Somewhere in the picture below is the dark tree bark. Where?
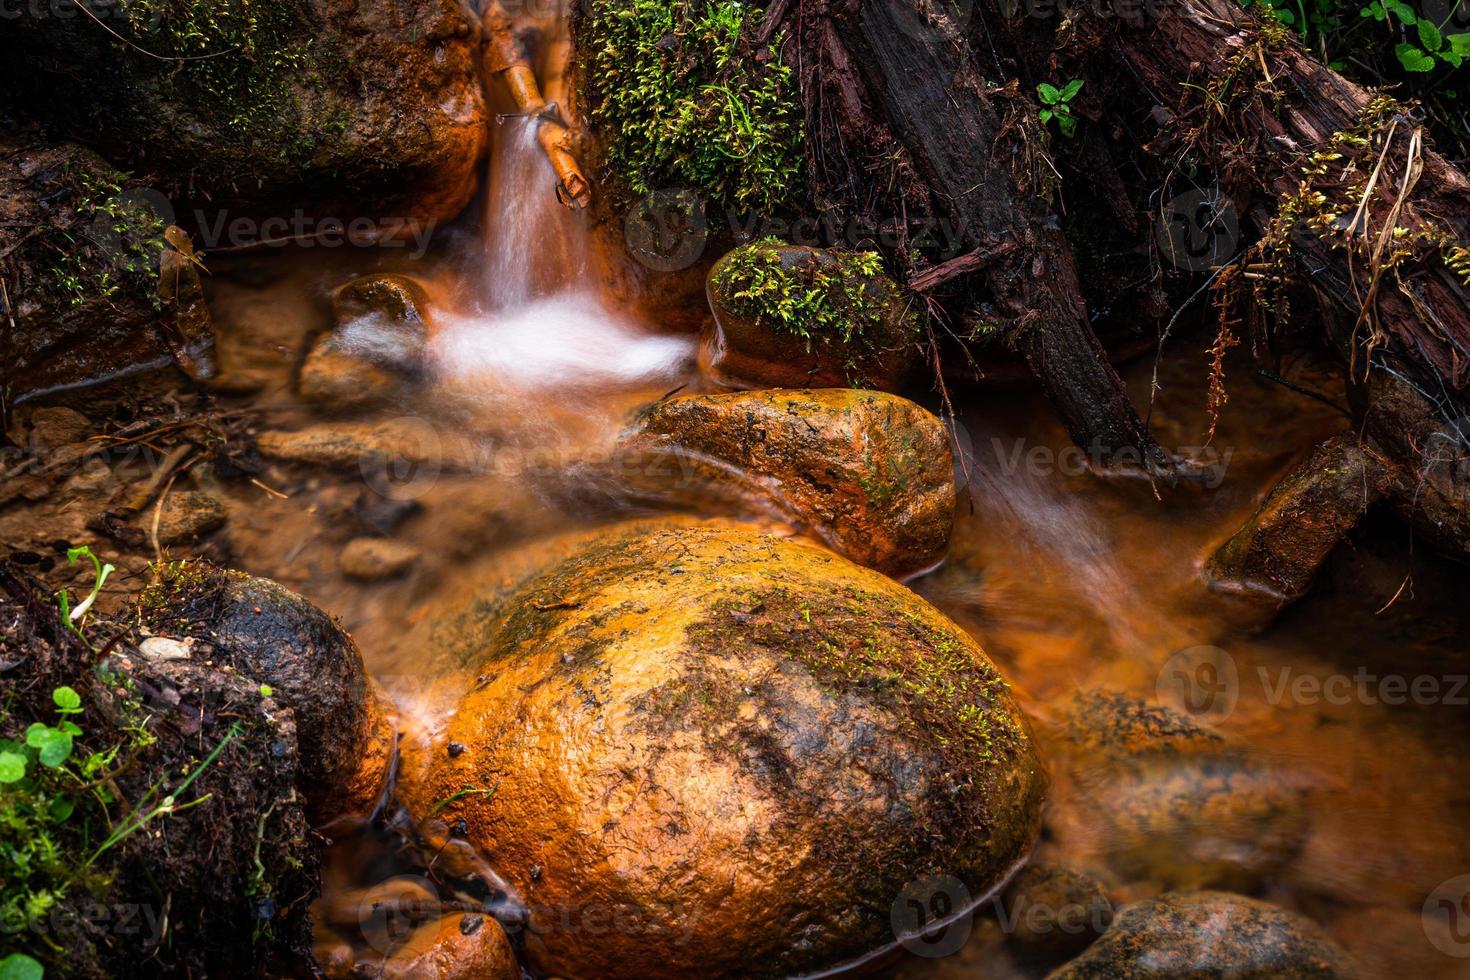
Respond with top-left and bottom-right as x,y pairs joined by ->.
769,0 -> 1174,476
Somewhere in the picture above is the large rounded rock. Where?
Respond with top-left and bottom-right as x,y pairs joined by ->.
1048,891 -> 1356,978
0,0 -> 485,223
400,521 -> 1044,979
138,563 -> 393,821
704,240 -> 919,391
617,389 -> 955,577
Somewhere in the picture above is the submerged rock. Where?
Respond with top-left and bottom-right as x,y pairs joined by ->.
1205,435 -> 1388,609
138,563 -> 393,821
299,275 -> 433,412
155,490 -> 228,545
1047,891 -> 1356,978
1057,691 -> 1307,893
400,520 -> 1044,979
24,406 -> 92,451
1003,863 -> 1114,959
617,388 -> 955,577
704,240 -> 919,391
340,537 -> 421,580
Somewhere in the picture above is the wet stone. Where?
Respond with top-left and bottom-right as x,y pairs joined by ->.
1047,890 -> 1357,979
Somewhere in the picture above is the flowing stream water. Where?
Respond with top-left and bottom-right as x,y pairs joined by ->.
181,8 -> 1470,976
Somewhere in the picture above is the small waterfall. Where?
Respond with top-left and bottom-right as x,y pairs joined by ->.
481,117 -> 588,309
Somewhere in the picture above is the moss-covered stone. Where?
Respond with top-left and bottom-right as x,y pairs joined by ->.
1,138 -> 171,396
705,239 -> 919,390
399,519 -> 1045,980
616,388 -> 954,577
577,0 -> 803,211
0,0 -> 485,223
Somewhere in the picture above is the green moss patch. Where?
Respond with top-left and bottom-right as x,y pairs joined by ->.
580,0 -> 804,210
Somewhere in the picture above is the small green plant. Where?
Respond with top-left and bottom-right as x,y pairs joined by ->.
1037,79 -> 1084,137
56,545 -> 116,642
711,237 -> 917,384
582,0 -> 804,209
0,954 -> 43,980
1361,0 -> 1470,70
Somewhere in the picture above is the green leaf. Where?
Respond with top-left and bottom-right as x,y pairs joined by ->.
1385,0 -> 1416,22
26,725 -> 73,768
48,797 -> 75,822
1037,82 -> 1061,104
1396,42 -> 1437,70
258,684 -> 274,697
0,954 -> 44,980
1418,19 -> 1444,50
0,751 -> 27,783
1060,78 -> 1085,101
1058,114 -> 1078,137
1448,32 -> 1470,54
1039,108 -> 1054,123
1275,6 -> 1297,23
53,686 -> 81,712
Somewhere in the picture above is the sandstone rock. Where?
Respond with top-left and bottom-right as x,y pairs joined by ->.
298,276 -> 432,412
376,913 -> 519,980
1047,891 -> 1357,979
0,0 -> 485,225
27,406 -> 92,450
399,520 -> 1044,979
704,240 -> 919,391
340,537 -> 421,580
257,418 -> 459,470
137,564 -> 393,821
1205,435 -> 1389,609
618,388 -> 954,577
154,490 -> 228,545
1058,691 -> 1307,893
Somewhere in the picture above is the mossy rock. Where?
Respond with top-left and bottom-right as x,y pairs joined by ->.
398,519 -> 1045,979
577,0 -> 803,211
1047,891 -> 1357,979
0,0 -> 485,223
137,562 -> 393,822
617,388 -> 955,577
705,240 -> 919,391
0,594 -> 319,977
1,137 -> 170,397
